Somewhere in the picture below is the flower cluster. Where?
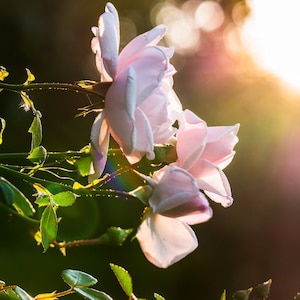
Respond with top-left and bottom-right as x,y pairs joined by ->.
90,2 -> 239,268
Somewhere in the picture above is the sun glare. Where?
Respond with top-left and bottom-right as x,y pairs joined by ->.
241,0 -> 300,91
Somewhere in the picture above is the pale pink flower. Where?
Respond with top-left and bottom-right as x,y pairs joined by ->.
89,3 -> 181,180
136,165 -> 212,268
176,109 -> 240,207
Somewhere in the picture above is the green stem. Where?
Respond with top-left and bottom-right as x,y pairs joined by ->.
0,149 -> 123,161
0,164 -> 137,199
0,150 -> 89,161
54,288 -> 74,298
53,237 -> 102,248
0,81 -> 110,99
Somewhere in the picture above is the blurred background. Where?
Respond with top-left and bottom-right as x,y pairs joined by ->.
1,0 -> 300,299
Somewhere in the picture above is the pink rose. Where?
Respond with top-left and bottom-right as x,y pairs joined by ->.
136,165 -> 212,268
90,3 -> 181,180
176,109 -> 240,207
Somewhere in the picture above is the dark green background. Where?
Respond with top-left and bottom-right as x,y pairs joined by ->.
1,1 -> 300,299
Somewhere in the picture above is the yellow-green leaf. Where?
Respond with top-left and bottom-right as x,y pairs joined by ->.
35,195 -> 51,207
40,205 -> 57,251
28,111 -> 42,150
27,146 -> 47,165
33,183 -> 52,197
75,156 -> 92,177
0,117 -> 6,145
0,66 -> 9,81
154,293 -> 165,300
52,191 -> 76,207
110,264 -> 133,297
24,68 -> 35,86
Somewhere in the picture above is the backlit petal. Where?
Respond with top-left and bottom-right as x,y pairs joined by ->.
177,109 -> 207,170
89,112 -> 110,180
105,67 -> 136,155
189,159 -> 233,207
201,124 -> 240,169
98,2 -> 120,79
125,107 -> 154,164
136,212 -> 198,268
118,25 -> 168,70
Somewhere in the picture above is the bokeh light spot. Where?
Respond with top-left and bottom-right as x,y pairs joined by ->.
195,1 -> 225,32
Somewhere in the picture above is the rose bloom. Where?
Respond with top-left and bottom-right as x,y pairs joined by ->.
136,110 -> 239,267
89,2 -> 181,180
136,165 -> 213,268
176,109 -> 240,207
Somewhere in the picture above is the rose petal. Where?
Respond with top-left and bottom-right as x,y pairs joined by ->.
98,2 -> 120,79
118,25 -> 168,70
189,159 -> 233,207
125,107 -> 154,164
89,112 -> 110,180
150,166 -> 202,215
177,205 -> 213,225
127,46 -> 169,105
136,211 -> 198,268
201,124 -> 240,169
177,109 -> 207,170
105,67 -> 136,155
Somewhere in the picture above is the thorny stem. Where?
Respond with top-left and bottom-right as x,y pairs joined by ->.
0,81 -> 109,96
0,285 -> 18,291
0,149 -> 123,161
54,288 -> 74,298
53,237 -> 102,248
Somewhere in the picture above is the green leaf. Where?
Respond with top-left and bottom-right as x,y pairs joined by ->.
232,288 -> 252,300
5,289 -> 27,300
27,146 -> 47,165
0,177 -> 35,216
99,227 -> 133,246
129,185 -> 152,205
0,178 -> 14,205
253,279 -> 272,299
28,111 -> 42,151
154,293 -> 165,300
75,156 -> 92,177
0,292 -> 12,300
51,191 -> 76,207
34,195 -> 51,207
220,290 -> 226,300
40,204 -> 57,251
110,264 -> 133,297
61,270 -> 97,288
74,288 -> 113,300
0,117 -> 5,145
14,287 -> 34,300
